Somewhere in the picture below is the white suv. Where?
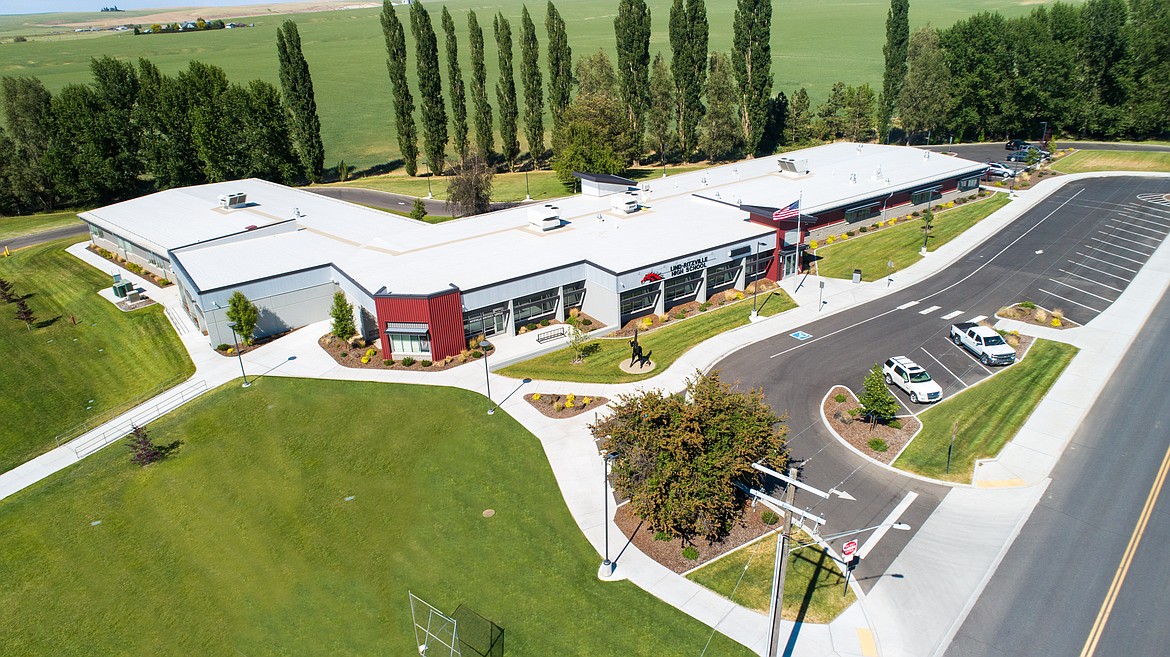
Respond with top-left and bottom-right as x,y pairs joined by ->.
882,356 -> 943,404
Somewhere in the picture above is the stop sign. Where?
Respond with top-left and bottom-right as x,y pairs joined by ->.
842,540 -> 858,557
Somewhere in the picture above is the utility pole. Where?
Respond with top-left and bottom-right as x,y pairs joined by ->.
766,466 -> 799,657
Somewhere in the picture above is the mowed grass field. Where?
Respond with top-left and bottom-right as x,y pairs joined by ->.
1051,150 -> 1170,174
0,210 -> 84,241
0,377 -> 753,657
0,0 -> 1064,172
0,238 -> 194,473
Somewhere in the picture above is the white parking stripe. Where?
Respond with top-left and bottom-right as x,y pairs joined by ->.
919,347 -> 969,389
968,315 -> 987,324
1123,206 -> 1170,220
941,310 -> 964,320
1075,251 -> 1139,272
1091,237 -> 1153,256
1038,287 -> 1103,313
1118,213 -> 1170,230
1097,231 -> 1156,250
857,491 -> 918,559
1104,223 -> 1163,240
1068,260 -> 1131,281
919,305 -> 941,315
1047,278 -> 1116,302
1081,244 -> 1146,266
1058,268 -> 1123,292
897,301 -> 920,310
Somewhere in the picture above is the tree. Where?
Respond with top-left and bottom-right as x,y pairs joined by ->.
553,92 -> 631,187
47,84 -> 111,206
494,13 -> 520,169
843,83 -> 877,142
135,58 -> 202,189
615,0 -> 651,157
879,0 -> 909,142
593,370 -> 787,540
88,56 -> 141,197
757,89 -> 787,154
647,52 -> 675,165
226,291 -> 259,345
276,20 -> 325,182
701,52 -> 741,162
409,197 -> 428,221
566,315 -> 589,362
545,1 -> 573,131
382,1 -> 419,176
183,62 -> 234,182
0,126 -> 16,216
411,1 -> 448,178
241,80 -> 301,184
1075,0 -> 1129,137
898,26 -> 951,144
518,5 -> 544,163
0,277 -> 15,303
468,10 -> 494,159
126,424 -> 165,466
575,49 -> 618,99
14,297 -> 36,331
940,12 -> 1010,141
816,81 -> 847,140
858,363 -> 899,428
445,152 -> 494,217
1126,0 -> 1170,136
731,0 -> 772,155
786,87 -> 811,145
441,7 -> 469,161
669,0 -> 708,159
330,291 -> 356,338
0,76 -> 55,211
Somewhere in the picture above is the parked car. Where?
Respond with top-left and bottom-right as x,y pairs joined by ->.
1006,145 -> 1051,163
985,162 -> 1017,178
950,323 -> 1016,365
883,356 -> 943,403
1005,139 -> 1032,151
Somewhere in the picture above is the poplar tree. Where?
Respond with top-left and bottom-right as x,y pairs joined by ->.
494,13 -> 520,170
898,27 -> 951,144
410,1 -> 448,177
615,0 -> 651,157
669,0 -> 707,159
880,0 -> 910,142
786,87 -> 812,145
701,51 -> 741,162
0,76 -> 55,211
545,1 -> 573,130
275,20 -> 325,182
441,7 -> 469,162
519,5 -> 544,163
468,10 -> 494,158
381,1 -> 418,176
731,0 -> 772,156
647,52 -> 675,166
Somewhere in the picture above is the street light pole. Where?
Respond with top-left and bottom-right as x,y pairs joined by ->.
481,338 -> 494,415
524,166 -> 532,201
765,466 -> 799,657
227,321 -> 250,387
600,452 -> 618,577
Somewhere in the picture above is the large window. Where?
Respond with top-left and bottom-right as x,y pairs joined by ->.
746,252 -> 774,282
385,322 -> 432,355
563,281 -> 586,310
959,176 -> 979,192
707,260 -> 741,289
664,272 -> 702,305
911,187 -> 941,206
464,303 -> 509,338
514,288 -> 559,327
620,285 -> 660,316
844,203 -> 880,223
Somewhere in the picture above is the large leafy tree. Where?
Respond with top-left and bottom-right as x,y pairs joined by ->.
898,26 -> 951,144
646,52 -> 675,166
0,76 -> 55,211
545,1 -> 573,131
381,0 -> 418,175
441,7 -> 469,161
816,81 -> 847,141
552,92 -> 632,188
411,1 -> 448,177
879,0 -> 909,142
468,10 -> 494,159
445,152 -> 494,217
615,0 -> 651,157
575,49 -> 618,99
49,82 -> 128,205
940,12 -> 1010,141
731,0 -> 772,155
226,291 -> 259,345
518,5 -> 544,163
1127,0 -> 1170,137
786,87 -> 812,145
701,51 -> 741,161
135,59 -> 202,189
89,56 -> 141,197
241,80 -> 301,184
594,370 -> 787,540
182,61 -> 234,182
843,83 -> 877,142
494,13 -> 520,169
669,0 -> 707,160
1074,0 -> 1129,137
275,20 -> 325,182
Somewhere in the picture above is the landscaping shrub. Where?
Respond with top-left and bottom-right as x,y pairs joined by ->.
216,344 -> 230,351
834,393 -> 847,403
868,438 -> 889,452
845,230 -> 855,237
339,352 -> 347,358
582,318 -> 593,326
682,546 -> 699,561
532,393 -> 542,400
809,239 -> 818,249
761,510 -> 780,525
699,302 -> 711,311
526,323 -> 538,331
383,359 -> 394,366
401,356 -> 416,367
539,319 -> 551,327
421,360 -> 433,367
654,531 -> 672,542
361,356 -> 370,364
674,311 -> 687,320
859,226 -> 868,233
888,419 -> 903,429
553,401 -> 564,411
1019,301 -> 1036,309
365,348 -> 377,357
471,350 -> 483,358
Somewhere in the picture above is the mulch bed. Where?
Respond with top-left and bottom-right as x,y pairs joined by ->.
87,244 -> 173,287
996,303 -> 1080,329
823,386 -> 921,465
115,298 -> 156,311
317,334 -> 491,371
614,502 -> 780,573
523,392 -> 609,418
610,280 -> 779,338
213,328 -> 298,357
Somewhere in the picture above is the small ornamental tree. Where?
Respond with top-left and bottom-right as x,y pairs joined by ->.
0,277 -> 15,303
226,290 -> 259,345
14,297 -> 35,330
921,206 -> 935,248
126,424 -> 164,466
858,363 -> 899,429
330,291 -> 356,339
566,315 -> 588,362
594,370 -> 788,540
409,197 -> 428,222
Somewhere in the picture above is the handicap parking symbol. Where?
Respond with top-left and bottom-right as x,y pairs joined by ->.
790,330 -> 813,341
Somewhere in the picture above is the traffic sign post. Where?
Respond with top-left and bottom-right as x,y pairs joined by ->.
842,540 -> 859,596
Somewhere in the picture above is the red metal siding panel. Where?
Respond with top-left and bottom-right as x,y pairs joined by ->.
375,296 -> 430,358
426,290 -> 465,360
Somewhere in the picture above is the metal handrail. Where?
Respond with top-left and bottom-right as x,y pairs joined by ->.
67,379 -> 210,457
51,373 -> 188,447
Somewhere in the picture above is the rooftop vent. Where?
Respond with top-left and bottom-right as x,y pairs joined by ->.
610,192 -> 640,214
218,192 -> 247,209
528,204 -> 562,231
777,157 -> 809,174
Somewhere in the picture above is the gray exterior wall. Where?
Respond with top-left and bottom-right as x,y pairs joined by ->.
204,281 -> 337,347
87,226 -> 171,281
806,187 -> 981,243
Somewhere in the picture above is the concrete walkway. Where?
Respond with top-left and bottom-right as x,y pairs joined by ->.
3,174 -> 1169,656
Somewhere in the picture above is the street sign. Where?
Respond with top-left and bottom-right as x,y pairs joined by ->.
842,540 -> 858,558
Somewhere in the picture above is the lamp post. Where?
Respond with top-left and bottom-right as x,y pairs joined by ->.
524,167 -> 532,201
425,159 -> 434,199
1039,121 -> 1048,147
751,240 -> 769,320
480,337 -> 494,415
226,321 -> 250,387
921,190 -> 937,253
600,451 -> 619,577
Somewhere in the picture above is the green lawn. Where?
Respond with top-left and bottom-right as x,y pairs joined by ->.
0,210 -> 84,241
0,1 -> 1057,172
815,194 -> 1011,282
688,532 -> 855,623
500,290 -> 796,384
0,378 -> 752,657
894,339 -> 1078,482
1050,150 -> 1170,174
0,238 -> 194,473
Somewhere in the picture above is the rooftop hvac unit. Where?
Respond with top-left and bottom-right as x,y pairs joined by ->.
777,157 -> 809,174
218,192 -> 248,209
610,192 -> 640,213
528,204 -> 562,231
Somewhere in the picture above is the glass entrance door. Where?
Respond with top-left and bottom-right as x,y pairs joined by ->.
782,251 -> 798,277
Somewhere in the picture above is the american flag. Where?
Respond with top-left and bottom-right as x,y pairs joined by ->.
772,199 -> 800,221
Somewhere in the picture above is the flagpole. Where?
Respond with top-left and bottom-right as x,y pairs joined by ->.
794,190 -> 803,286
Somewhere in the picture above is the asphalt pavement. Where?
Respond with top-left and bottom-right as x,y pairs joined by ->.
925,140 -> 1170,170
944,266 -> 1170,657
713,177 -> 1170,590
1,222 -> 87,252
306,185 -> 451,216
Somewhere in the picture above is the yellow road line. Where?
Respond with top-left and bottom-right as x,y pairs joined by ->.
1078,439 -> 1170,657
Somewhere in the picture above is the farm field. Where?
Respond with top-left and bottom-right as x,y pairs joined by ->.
0,0 -> 1066,173
1051,150 -> 1170,175
0,377 -> 753,657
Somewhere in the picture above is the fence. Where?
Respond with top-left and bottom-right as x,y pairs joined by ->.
52,373 -> 189,448
67,379 -> 210,458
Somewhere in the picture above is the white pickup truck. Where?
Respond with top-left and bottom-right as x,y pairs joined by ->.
950,323 -> 1016,366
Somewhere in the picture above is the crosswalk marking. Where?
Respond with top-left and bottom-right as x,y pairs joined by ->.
918,305 -> 941,315
941,310 -> 964,320
896,301 -> 919,310
968,315 -> 987,324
